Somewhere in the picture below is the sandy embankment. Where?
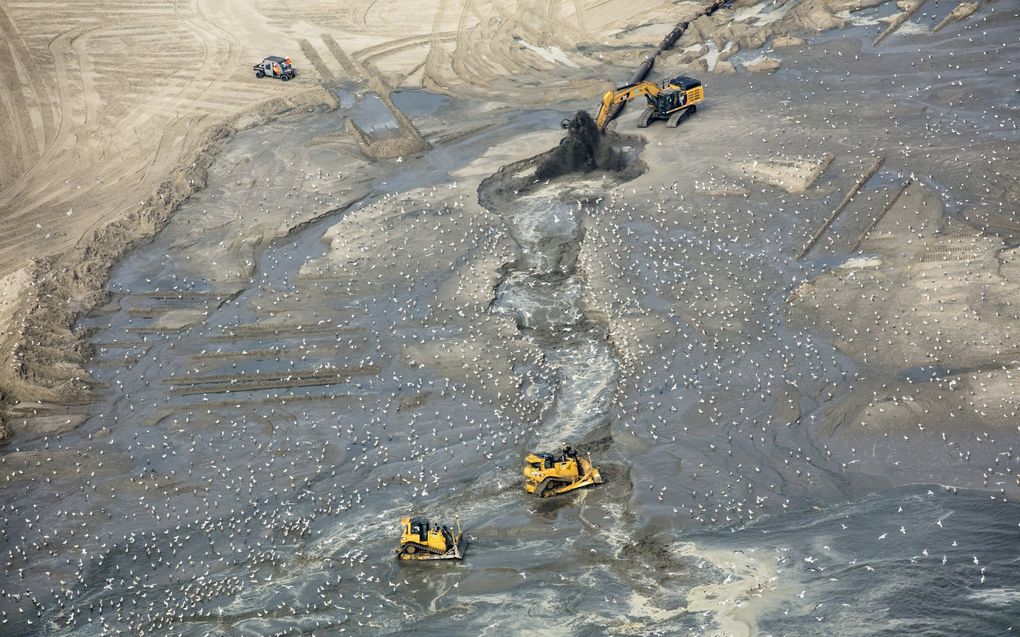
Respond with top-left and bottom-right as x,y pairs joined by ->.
0,0 -> 363,435
789,179 -> 1020,490
0,88 -> 337,404
0,0 -> 915,441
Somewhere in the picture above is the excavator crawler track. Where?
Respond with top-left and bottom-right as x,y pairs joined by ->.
667,105 -> 695,128
637,106 -> 656,128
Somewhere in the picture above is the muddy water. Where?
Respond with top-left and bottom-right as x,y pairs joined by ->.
488,191 -> 618,448
4,16 -> 1020,631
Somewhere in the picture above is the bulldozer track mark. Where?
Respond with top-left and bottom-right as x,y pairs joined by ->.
254,0 -> 365,30
33,24 -> 92,187
321,34 -> 361,79
114,19 -> 224,124
162,391 -> 371,412
422,0 -> 453,87
168,372 -> 382,397
569,0 -> 588,32
187,345 -> 357,361
165,365 -> 381,387
849,179 -> 912,253
0,20 -> 42,178
298,38 -> 336,81
207,323 -> 366,339
0,2 -> 57,133
357,33 -> 459,68
128,290 -> 236,301
797,156 -> 885,260
353,31 -> 457,62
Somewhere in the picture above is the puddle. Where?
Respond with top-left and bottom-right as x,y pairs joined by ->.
342,91 -> 399,133
901,364 -> 960,382
391,90 -> 452,117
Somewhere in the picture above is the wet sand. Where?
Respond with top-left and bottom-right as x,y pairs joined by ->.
2,0 -> 1020,635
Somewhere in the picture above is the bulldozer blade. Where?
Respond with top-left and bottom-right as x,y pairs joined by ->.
551,477 -> 598,495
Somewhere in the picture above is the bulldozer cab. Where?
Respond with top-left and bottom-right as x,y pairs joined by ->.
532,451 -> 574,470
407,517 -> 428,542
530,450 -> 580,474
532,453 -> 556,470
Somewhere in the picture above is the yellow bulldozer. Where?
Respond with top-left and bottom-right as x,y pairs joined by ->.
523,446 -> 604,497
395,515 -> 465,561
595,75 -> 704,131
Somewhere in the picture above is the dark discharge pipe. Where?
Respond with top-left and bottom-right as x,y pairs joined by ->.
601,0 -> 726,127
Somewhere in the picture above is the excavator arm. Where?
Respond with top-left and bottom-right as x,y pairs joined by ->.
594,81 -> 662,131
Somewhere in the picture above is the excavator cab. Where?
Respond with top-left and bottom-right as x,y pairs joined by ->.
594,74 -> 704,130
523,446 -> 604,497
396,515 -> 465,560
640,75 -> 702,128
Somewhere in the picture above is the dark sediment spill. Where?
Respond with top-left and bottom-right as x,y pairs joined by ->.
535,111 -> 628,180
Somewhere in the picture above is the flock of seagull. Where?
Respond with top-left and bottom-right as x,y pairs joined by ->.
2,37 -> 1019,633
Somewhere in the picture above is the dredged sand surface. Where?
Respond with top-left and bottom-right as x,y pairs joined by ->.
1,0 -> 1019,635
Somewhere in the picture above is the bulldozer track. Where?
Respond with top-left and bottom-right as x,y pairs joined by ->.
536,477 -> 571,497
398,540 -> 453,557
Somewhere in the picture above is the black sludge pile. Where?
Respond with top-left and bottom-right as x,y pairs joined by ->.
535,111 -> 626,180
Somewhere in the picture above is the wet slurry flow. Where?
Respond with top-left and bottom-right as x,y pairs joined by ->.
489,192 -> 618,449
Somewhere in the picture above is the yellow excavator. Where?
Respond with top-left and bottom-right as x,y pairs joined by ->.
523,445 -> 604,497
595,75 -> 704,131
395,515 -> 465,560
